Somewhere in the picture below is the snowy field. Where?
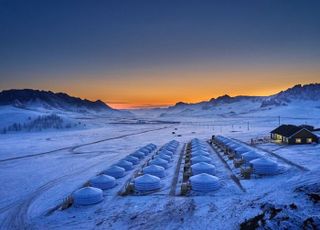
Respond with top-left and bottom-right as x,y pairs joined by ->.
0,114 -> 319,229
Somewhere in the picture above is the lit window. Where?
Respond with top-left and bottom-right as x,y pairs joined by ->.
295,138 -> 302,143
306,138 -> 313,143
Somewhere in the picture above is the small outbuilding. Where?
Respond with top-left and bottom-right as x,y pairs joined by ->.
270,124 -> 318,144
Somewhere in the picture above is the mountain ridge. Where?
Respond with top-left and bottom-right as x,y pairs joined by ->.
0,89 -> 116,113
160,83 -> 320,117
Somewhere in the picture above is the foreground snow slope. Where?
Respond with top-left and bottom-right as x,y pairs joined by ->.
0,112 -> 319,229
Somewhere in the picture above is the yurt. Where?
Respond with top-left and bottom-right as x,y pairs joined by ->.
157,153 -> 171,162
73,187 -> 103,206
191,146 -> 208,153
131,151 -> 145,159
149,158 -> 169,169
145,144 -> 155,151
159,151 -> 173,158
153,155 -> 170,163
191,155 -> 212,164
191,162 -> 216,175
102,166 -> 125,178
233,146 -> 250,157
134,174 -> 161,191
89,175 -> 115,190
124,155 -> 140,165
149,144 -> 157,150
139,148 -> 151,156
221,138 -> 232,144
166,145 -> 177,152
116,160 -> 133,171
159,149 -> 173,157
250,158 -> 278,175
242,151 -> 262,162
190,173 -> 220,192
191,150 -> 210,157
226,142 -> 240,150
143,165 -> 166,178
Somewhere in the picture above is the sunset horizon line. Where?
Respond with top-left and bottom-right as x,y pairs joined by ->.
2,82 -> 319,110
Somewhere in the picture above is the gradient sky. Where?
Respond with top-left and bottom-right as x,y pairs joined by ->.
1,0 -> 320,109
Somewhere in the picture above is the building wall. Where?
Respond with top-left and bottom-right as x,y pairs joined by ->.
271,129 -> 319,144
289,129 -> 318,144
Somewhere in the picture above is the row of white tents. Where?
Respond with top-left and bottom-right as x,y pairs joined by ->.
73,144 -> 157,206
188,139 -> 220,192
134,140 -> 179,192
213,135 -> 279,175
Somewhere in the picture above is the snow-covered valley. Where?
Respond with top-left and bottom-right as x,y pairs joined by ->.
0,110 -> 319,229
1,84 -> 320,229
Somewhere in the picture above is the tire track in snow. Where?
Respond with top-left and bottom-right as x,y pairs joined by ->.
0,154 -> 118,230
0,125 -> 171,229
0,126 -> 170,163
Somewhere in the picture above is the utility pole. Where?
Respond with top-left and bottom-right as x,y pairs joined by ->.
278,116 -> 281,126
247,121 -> 250,131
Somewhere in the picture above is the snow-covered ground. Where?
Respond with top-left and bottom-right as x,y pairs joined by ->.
0,109 -> 319,229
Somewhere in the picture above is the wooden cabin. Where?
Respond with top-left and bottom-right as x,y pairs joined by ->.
270,124 -> 318,144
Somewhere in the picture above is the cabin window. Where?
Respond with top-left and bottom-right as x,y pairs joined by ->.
295,138 -> 302,143
306,138 -> 313,143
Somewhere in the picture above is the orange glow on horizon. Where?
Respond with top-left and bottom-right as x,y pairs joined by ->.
4,64 -> 319,110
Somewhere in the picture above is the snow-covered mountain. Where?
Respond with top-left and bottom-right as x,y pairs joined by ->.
0,89 -> 118,113
159,83 -> 320,118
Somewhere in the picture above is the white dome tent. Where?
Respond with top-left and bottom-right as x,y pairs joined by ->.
131,151 -> 145,159
140,148 -> 151,156
191,145 -> 207,151
134,174 -> 161,192
149,158 -> 169,169
160,149 -> 174,157
143,165 -> 166,178
190,173 -> 220,192
233,146 -> 250,158
242,151 -> 262,162
159,151 -> 173,158
144,145 -> 154,152
124,155 -> 140,165
73,187 -> 103,206
226,143 -> 240,150
157,154 -> 171,162
250,158 -> 279,175
191,155 -> 212,165
116,160 -> 133,171
102,166 -> 125,178
191,162 -> 216,175
89,175 -> 115,190
191,150 -> 210,157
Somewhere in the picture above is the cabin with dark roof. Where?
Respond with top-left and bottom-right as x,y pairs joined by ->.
270,124 -> 318,144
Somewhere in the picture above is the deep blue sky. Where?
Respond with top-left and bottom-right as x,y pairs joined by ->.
1,0 -> 320,108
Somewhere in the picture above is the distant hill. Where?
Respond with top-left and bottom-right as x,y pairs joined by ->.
0,89 -> 121,114
159,83 -> 320,117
